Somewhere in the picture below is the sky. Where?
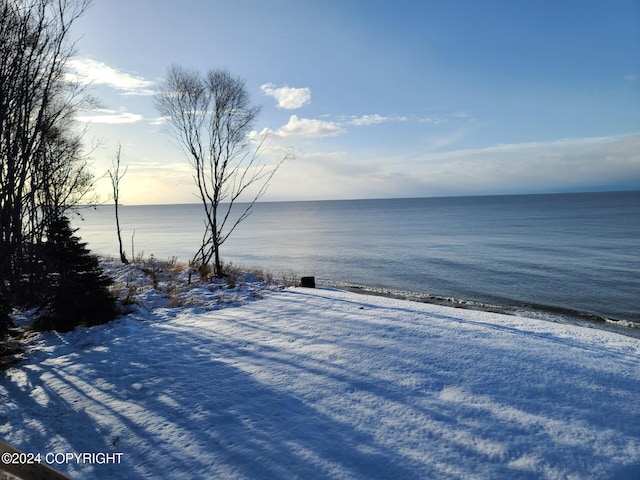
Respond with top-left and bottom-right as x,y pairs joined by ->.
67,0 -> 640,204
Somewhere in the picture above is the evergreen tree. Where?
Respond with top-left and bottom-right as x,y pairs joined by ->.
32,216 -> 116,332
0,294 -> 11,336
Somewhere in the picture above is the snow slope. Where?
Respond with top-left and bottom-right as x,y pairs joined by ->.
1,266 -> 639,479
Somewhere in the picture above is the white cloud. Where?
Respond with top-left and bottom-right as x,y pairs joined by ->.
264,133 -> 640,200
412,133 -> 640,195
271,115 -> 346,138
418,112 -> 475,124
76,108 -> 144,124
251,110 -> 473,149
260,83 -> 311,109
346,112 -> 473,127
348,114 -> 407,126
255,112 -> 410,141
150,116 -> 170,125
66,58 -> 155,95
624,74 -> 638,83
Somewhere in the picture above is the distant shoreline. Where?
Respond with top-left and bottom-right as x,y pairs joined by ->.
98,255 -> 640,339
81,188 -> 640,208
327,281 -> 640,339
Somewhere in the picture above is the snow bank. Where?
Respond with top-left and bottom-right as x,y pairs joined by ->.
1,266 -> 639,479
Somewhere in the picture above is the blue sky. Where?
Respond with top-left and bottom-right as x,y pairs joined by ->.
69,0 -> 640,204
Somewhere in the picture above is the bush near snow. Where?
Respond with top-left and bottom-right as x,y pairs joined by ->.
29,216 -> 117,332
0,294 -> 11,335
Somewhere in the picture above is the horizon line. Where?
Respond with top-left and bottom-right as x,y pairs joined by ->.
81,188 -> 640,208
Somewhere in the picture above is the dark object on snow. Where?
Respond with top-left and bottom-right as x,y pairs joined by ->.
300,276 -> 316,288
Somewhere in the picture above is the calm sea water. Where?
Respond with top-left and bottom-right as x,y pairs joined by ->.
72,191 -> 640,328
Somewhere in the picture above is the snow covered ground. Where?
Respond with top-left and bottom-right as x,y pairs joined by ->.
1,261 -> 640,479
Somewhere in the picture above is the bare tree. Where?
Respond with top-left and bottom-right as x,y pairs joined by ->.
108,143 -> 128,264
0,0 -> 117,333
0,0 -> 93,285
30,122 -> 97,245
154,65 -> 291,277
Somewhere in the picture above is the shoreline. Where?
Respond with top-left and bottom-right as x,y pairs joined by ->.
324,281 -> 640,339
96,256 -> 640,339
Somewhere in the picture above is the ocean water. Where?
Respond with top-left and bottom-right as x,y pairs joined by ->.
72,191 -> 640,329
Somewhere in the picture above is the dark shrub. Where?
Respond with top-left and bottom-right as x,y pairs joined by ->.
0,293 -> 12,335
32,216 -> 116,332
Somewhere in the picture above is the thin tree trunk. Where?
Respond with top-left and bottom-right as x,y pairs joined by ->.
214,242 -> 222,278
109,144 -> 128,264
115,202 -> 127,264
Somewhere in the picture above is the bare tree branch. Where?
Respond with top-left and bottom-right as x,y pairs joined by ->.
154,66 -> 291,277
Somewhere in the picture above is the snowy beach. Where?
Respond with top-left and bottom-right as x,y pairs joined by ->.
1,261 -> 640,479
2,1 -> 638,478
